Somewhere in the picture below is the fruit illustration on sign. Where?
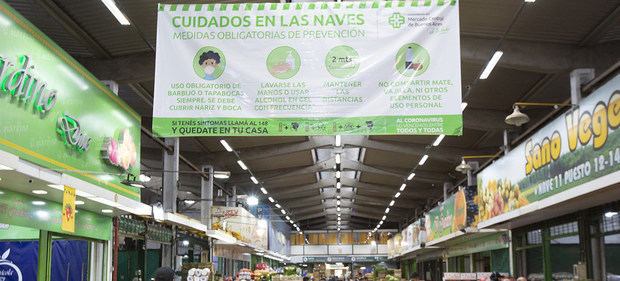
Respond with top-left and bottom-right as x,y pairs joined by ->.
0,249 -> 23,281
102,128 -> 137,170
64,203 -> 73,222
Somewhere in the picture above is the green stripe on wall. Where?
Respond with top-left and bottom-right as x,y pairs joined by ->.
169,4 -> 177,11
258,3 -> 265,10
181,4 -> 189,11
195,4 -> 202,11
207,4 -> 215,11
232,4 -> 240,11
245,3 -> 253,11
220,4 -> 227,11
270,3 -> 278,10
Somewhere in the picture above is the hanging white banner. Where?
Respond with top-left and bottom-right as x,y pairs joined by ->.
153,1 -> 462,136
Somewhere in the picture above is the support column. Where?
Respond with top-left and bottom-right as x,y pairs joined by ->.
503,130 -> 511,155
162,137 -> 179,267
37,230 -> 52,281
231,185 -> 237,207
163,137 -> 179,213
201,165 -> 214,226
570,68 -> 595,105
466,162 -> 479,187
443,182 -> 452,201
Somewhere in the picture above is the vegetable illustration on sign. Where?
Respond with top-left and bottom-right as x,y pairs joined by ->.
102,128 -> 137,170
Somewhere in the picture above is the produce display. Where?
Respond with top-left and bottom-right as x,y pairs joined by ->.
182,263 -> 214,281
239,269 -> 252,281
283,265 -> 297,276
475,179 -> 529,224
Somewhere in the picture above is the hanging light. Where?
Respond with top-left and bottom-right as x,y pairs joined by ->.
335,154 -> 341,164
455,159 -> 473,174
220,139 -> 233,152
335,135 -> 341,147
505,105 -> 530,126
246,196 -> 259,206
399,184 -> 406,191
407,173 -> 415,180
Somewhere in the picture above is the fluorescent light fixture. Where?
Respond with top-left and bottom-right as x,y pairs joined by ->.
250,176 -> 259,184
432,134 -> 445,146
139,174 -> 151,182
101,0 -> 130,25
335,171 -> 341,179
75,190 -> 95,198
101,209 -> 114,213
285,216 -> 290,220
337,207 -> 341,212
32,190 -> 48,195
246,196 -> 259,206
525,0 -> 535,2
280,209 -> 286,214
337,217 -> 341,221
337,200 -> 341,206
382,215 -> 386,220
214,172 -> 230,179
337,221 -> 341,225
335,154 -> 341,164
605,211 -> 618,218
152,202 -> 164,222
407,173 -> 415,180
130,183 -> 145,188
260,187 -> 268,194
379,221 -> 383,225
47,184 -> 64,190
461,102 -> 468,111
0,164 -> 13,170
419,155 -> 429,165
275,204 -> 281,208
184,200 -> 196,204
336,195 -> 341,199
335,135 -> 341,146
268,197 -> 275,203
237,160 -> 248,170
75,200 -> 85,205
389,200 -> 395,206
220,140 -> 233,152
370,240 -> 376,246
337,213 -> 341,217
385,207 -> 390,213
183,240 -> 190,246
32,201 -> 46,206
399,184 -> 406,191
336,182 -> 341,189
480,51 -> 503,79
395,192 -> 401,198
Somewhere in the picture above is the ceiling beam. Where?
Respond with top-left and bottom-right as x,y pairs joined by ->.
461,37 -> 620,73
579,5 -> 620,46
35,0 -> 112,59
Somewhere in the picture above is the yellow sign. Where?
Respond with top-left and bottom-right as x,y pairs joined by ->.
62,186 -> 76,233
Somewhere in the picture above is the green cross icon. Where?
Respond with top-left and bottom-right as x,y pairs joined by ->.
388,12 -> 405,29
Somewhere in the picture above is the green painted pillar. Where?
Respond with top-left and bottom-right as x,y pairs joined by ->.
542,228 -> 552,281
37,230 -> 52,281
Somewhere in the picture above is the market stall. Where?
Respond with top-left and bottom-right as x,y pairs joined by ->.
0,1 -> 146,280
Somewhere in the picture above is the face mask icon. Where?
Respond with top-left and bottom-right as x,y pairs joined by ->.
204,65 -> 216,75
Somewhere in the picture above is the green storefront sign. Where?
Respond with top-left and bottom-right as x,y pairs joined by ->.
445,232 -> 509,258
0,0 -> 141,200
477,74 -> 620,224
425,190 -> 467,242
0,188 -> 112,240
